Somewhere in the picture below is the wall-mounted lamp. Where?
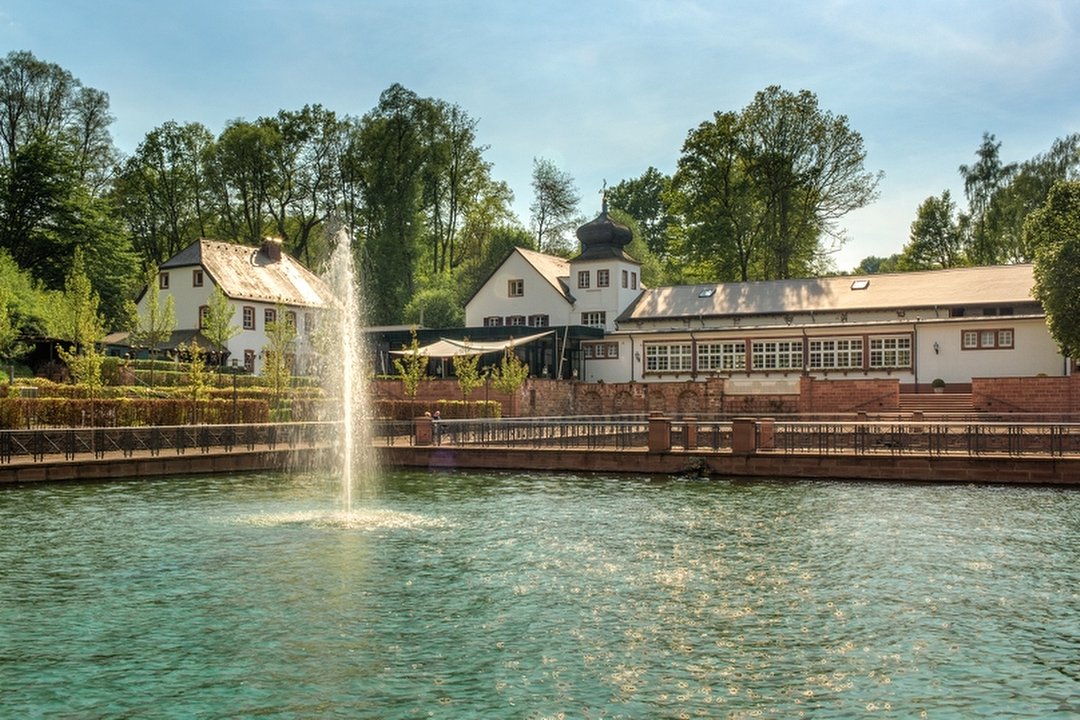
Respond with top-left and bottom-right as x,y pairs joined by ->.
933,341 -> 940,355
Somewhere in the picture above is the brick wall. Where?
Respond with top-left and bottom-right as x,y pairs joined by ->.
973,375 -> 1080,415
798,376 -> 900,414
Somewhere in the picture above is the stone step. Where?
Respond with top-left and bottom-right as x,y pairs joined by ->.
898,392 -> 974,413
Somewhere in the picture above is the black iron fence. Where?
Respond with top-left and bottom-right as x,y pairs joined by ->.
0,422 -> 332,464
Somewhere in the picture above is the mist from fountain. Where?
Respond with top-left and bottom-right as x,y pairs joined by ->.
322,228 -> 378,511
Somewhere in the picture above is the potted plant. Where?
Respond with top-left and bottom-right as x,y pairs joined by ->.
931,378 -> 945,393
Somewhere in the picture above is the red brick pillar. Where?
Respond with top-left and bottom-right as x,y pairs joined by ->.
648,415 -> 671,452
732,417 -> 757,454
414,416 -> 433,446
757,418 -> 775,450
684,416 -> 698,449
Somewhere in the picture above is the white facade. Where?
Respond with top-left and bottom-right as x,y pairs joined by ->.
135,239 -> 329,375
465,248 -> 571,329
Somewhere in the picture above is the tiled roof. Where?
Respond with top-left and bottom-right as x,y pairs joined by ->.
620,264 -> 1038,321
516,247 -> 572,300
162,239 -> 331,307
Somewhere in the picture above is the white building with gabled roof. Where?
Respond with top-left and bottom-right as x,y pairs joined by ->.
132,237 -> 332,374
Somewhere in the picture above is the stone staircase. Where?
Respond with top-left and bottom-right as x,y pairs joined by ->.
898,392 -> 975,416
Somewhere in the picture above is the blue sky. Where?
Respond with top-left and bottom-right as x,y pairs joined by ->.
3,0 -> 1079,270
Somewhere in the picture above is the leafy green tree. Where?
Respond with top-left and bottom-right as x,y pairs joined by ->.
530,157 -> 580,255
113,120 -> 216,266
53,250 -> 107,410
452,346 -> 484,402
903,190 -> 964,269
182,341 -> 212,423
490,348 -> 529,396
958,133 -> 1017,264
201,285 -> 240,367
852,254 -> 902,275
1027,181 -> 1080,358
208,118 -> 280,244
262,305 -> 297,416
608,167 -> 674,259
670,87 -> 881,281
455,224 -> 533,304
126,263 -> 176,388
404,283 -> 465,328
393,327 -> 427,400
0,285 -> 22,365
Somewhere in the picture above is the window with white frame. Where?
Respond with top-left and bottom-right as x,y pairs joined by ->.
286,311 -> 297,329
528,314 -> 549,327
506,315 -> 526,326
583,341 -> 619,359
159,272 -> 170,289
869,335 -> 912,368
198,305 -> 209,329
631,272 -> 638,290
597,269 -> 610,287
621,269 -> 629,288
192,269 -> 204,287
507,279 -> 524,297
808,337 -> 864,369
697,341 -> 747,371
751,339 -> 803,370
581,311 -> 606,329
243,306 -> 255,330
264,308 -> 277,326
645,343 -> 693,373
484,316 -> 503,327
578,270 -> 590,289
963,328 -> 1014,350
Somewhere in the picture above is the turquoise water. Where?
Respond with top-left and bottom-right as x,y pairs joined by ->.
1,471 -> 1078,719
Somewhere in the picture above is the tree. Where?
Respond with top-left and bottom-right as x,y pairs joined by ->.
200,285 -> 240,367
182,341 -> 211,424
404,283 -> 465,328
452,347 -> 484,402
490,348 -> 529,396
958,132 -> 1017,265
262,305 -> 296,418
113,121 -> 216,266
53,250 -> 107,419
608,167 -> 674,259
1027,181 -> 1080,358
530,157 -> 580,255
393,327 -> 427,400
852,254 -> 902,274
126,263 -> 175,389
670,86 -> 881,281
903,190 -> 964,269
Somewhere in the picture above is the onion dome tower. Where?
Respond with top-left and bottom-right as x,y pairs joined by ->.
573,194 -> 636,261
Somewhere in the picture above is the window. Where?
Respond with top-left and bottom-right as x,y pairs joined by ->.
508,279 -> 524,297
583,341 -> 619,359
962,328 -> 1014,350
192,269 -> 204,287
304,312 -> 315,334
621,269 -> 629,288
243,306 -> 255,330
751,340 -> 803,370
198,305 -> 209,329
484,316 -> 503,327
528,314 -> 549,327
581,311 -> 606,329
286,311 -> 297,328
869,336 -> 912,368
697,341 -> 747,371
578,270 -> 590,289
808,338 -> 864,369
506,315 -> 526,326
264,308 -> 277,326
243,349 -> 255,373
850,279 -> 870,290
631,272 -> 638,290
645,343 -> 693,373
597,269 -> 610,288
159,272 -> 170,289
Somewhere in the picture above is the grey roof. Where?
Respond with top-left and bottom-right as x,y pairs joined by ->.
162,239 -> 331,307
516,247 -> 574,301
620,264 -> 1038,321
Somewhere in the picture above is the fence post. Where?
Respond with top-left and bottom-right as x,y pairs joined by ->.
684,416 -> 698,450
414,415 -> 434,446
757,418 -> 775,450
732,417 -> 757,454
647,414 -> 671,452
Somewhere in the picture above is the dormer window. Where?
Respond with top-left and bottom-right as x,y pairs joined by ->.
508,279 -> 524,297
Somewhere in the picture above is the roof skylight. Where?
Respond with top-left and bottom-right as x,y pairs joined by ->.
698,288 -> 716,298
850,279 -> 870,290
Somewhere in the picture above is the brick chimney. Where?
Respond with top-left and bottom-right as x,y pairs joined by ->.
261,237 -> 283,262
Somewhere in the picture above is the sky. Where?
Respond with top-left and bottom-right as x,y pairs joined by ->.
3,0 -> 1080,271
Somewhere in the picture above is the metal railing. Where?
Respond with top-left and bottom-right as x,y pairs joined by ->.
0,422 -> 332,464
429,416 -> 650,450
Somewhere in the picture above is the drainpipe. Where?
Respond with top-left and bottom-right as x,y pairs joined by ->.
628,333 -> 636,381
913,320 -> 919,392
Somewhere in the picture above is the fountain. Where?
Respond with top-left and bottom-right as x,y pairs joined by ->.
321,227 -> 378,511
